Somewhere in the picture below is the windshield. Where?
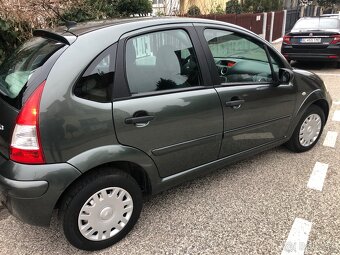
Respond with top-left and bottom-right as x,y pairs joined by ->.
294,18 -> 339,30
0,37 -> 63,99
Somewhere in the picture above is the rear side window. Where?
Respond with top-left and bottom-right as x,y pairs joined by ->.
0,38 -> 63,99
74,44 -> 116,103
125,29 -> 201,95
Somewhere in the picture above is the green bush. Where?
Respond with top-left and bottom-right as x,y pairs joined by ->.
243,0 -> 283,13
62,0 -> 119,22
210,4 -> 225,15
226,0 -> 242,14
0,0 -> 153,63
117,0 -> 152,16
0,19 -> 31,64
187,5 -> 201,16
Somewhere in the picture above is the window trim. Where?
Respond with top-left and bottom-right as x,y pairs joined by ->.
194,24 -> 290,87
113,85 -> 208,102
203,28 -> 277,87
113,25 -> 212,101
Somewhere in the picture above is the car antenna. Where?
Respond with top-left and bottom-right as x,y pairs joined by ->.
42,1 -> 77,31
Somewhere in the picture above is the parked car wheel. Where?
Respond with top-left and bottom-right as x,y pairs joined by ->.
286,105 -> 325,152
59,168 -> 143,251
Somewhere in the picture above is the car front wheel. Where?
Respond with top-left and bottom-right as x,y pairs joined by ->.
286,105 -> 325,152
59,168 -> 142,251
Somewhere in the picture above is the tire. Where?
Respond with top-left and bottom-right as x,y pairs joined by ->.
59,168 -> 143,251
286,105 -> 325,153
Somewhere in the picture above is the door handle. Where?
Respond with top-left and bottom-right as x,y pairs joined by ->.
125,115 -> 155,126
225,99 -> 245,109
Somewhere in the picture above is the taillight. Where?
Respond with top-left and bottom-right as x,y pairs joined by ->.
330,34 -> 340,44
10,81 -> 46,164
283,35 -> 292,45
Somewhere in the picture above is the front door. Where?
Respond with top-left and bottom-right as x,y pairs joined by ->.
198,27 -> 297,157
113,27 -> 223,177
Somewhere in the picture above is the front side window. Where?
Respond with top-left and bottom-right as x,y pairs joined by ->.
125,29 -> 201,94
204,29 -> 274,84
74,45 -> 116,102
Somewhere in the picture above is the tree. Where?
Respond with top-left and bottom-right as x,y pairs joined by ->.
187,5 -> 201,16
210,4 -> 225,14
117,0 -> 152,16
317,0 -> 339,7
226,0 -> 243,14
243,0 -> 283,12
62,0 -> 119,22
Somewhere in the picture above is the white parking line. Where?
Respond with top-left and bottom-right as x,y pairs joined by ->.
314,73 -> 340,77
333,110 -> 340,122
323,131 -> 338,148
281,218 -> 312,255
307,162 -> 329,191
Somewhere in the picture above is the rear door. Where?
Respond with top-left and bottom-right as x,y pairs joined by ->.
195,25 -> 297,157
0,37 -> 66,158
113,25 -> 223,178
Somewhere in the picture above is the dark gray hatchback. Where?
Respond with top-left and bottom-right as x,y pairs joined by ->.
0,17 -> 332,250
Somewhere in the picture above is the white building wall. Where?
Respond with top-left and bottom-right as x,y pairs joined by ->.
152,0 -> 180,15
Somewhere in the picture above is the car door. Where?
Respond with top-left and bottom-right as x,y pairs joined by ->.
195,25 -> 297,157
112,25 -> 223,178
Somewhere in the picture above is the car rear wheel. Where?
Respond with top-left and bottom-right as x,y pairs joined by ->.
59,168 -> 142,251
286,105 -> 325,152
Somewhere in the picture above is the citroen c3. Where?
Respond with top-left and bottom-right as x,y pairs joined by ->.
0,17 -> 332,250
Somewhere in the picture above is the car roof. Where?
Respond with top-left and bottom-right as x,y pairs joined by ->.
321,13 -> 340,17
56,17 -> 248,36
36,17 -> 262,46
298,16 -> 338,20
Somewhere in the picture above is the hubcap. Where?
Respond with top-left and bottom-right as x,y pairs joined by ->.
78,187 -> 133,241
299,113 -> 322,147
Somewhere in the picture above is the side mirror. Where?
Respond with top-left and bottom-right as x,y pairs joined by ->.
278,68 -> 294,85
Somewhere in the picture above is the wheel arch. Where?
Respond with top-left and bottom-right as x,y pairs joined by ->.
55,145 -> 160,208
288,91 -> 330,139
312,99 -> 329,121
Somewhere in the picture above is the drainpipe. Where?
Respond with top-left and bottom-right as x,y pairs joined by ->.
262,12 -> 267,40
282,9 -> 287,37
269,11 -> 275,43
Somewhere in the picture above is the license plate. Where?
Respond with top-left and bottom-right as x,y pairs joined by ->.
300,38 -> 321,43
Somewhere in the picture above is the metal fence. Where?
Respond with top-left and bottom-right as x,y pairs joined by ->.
183,5 -> 322,43
190,13 -> 263,33
185,11 -> 283,42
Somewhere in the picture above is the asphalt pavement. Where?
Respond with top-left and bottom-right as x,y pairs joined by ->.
0,43 -> 340,255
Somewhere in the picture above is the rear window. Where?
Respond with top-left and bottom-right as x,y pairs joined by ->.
294,18 -> 339,30
0,37 -> 63,100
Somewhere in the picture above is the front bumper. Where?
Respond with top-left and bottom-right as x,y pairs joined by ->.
0,155 -> 81,226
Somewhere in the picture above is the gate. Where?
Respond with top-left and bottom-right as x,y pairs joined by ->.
285,8 -> 300,33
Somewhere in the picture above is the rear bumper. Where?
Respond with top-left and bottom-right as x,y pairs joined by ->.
0,156 -> 81,226
281,44 -> 340,61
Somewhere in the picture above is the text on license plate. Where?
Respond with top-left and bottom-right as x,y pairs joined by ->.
300,38 -> 321,43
